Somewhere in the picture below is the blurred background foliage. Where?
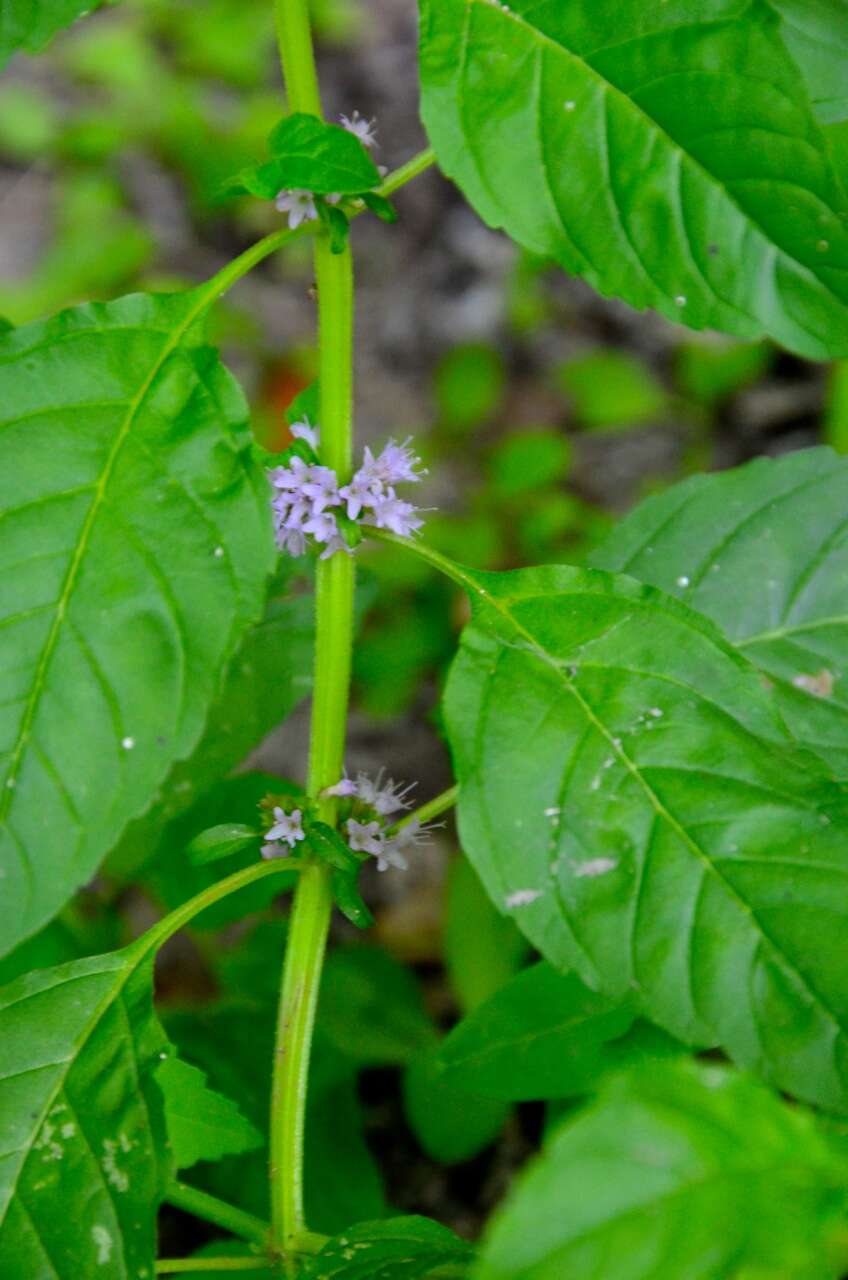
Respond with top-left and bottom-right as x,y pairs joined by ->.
3,0 -> 848,1253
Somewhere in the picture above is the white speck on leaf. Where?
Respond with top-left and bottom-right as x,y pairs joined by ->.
674,295 -> 687,306
213,546 -> 224,558
648,708 -> 663,718
121,737 -> 134,750
574,858 -> 618,878
505,888 -> 543,908
792,669 -> 834,698
102,1139 -> 130,1192
92,1226 -> 112,1265
676,575 -> 690,587
564,100 -> 576,111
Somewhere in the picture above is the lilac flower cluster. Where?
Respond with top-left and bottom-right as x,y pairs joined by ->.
275,112 -> 379,230
324,769 -> 435,872
270,430 -> 426,558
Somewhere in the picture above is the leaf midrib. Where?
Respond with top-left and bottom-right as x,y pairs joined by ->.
0,286 -> 216,843
466,0 -> 843,307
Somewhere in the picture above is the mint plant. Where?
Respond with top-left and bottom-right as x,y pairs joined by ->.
3,1 -> 848,1277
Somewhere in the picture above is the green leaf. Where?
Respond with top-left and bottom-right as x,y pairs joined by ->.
442,558 -> 848,1110
156,1056 -> 262,1170
403,1045 -> 510,1165
418,0 -> 848,359
319,948 -> 435,1067
0,944 -> 170,1277
305,1217 -> 475,1279
0,290 -> 274,956
475,1059 -> 848,1280
0,0 -> 105,65
591,447 -> 848,777
105,567 -> 313,884
438,962 -> 683,1101
230,112 -> 380,199
445,855 -> 529,1013
305,1075 -> 387,1236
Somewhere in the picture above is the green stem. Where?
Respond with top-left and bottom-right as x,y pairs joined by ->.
391,784 -> 459,834
380,147 -> 437,197
164,1180 -> 270,1249
269,0 -> 357,1252
365,527 -> 481,595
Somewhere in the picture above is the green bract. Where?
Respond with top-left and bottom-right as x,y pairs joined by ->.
442,560 -> 848,1110
418,0 -> 848,358
228,111 -> 381,199
475,1060 -> 848,1280
0,290 -> 274,957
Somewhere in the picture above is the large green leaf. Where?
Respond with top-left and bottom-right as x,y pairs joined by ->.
418,0 -> 848,359
475,1059 -> 848,1280
0,944 -> 170,1277
438,963 -> 678,1102
591,448 -> 848,778
0,0 -> 105,65
0,290 -> 274,955
442,559 -> 848,1110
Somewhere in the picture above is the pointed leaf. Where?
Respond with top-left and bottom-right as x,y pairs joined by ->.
443,559 -> 848,1110
476,1060 -> 848,1280
0,944 -> 171,1277
0,290 -> 275,953
437,963 -> 683,1102
305,1217 -> 474,1279
186,823 -> 261,867
156,1056 -> 262,1170
418,0 -> 848,358
591,448 -> 848,777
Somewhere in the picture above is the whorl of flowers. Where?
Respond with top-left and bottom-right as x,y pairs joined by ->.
259,770 -> 436,872
269,418 -> 426,558
324,769 -> 437,872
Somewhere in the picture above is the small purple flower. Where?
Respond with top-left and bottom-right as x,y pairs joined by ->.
372,839 -> 408,873
263,806 -> 306,853
338,472 -> 380,520
290,416 -> 320,451
270,456 -> 311,491
323,774 -> 359,799
276,527 -> 306,558
355,770 -> 415,817
340,111 -> 378,150
302,509 -> 339,543
364,494 -> 424,538
275,189 -> 318,229
301,465 -> 341,513
346,818 -> 384,856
